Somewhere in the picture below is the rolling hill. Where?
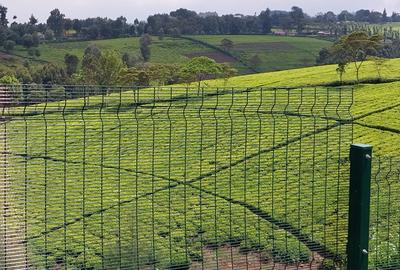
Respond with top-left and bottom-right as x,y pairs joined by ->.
3,58 -> 400,269
189,35 -> 332,72
1,35 -> 332,75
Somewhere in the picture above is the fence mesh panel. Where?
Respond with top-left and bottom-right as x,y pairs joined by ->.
0,85 -> 353,269
370,157 -> 400,270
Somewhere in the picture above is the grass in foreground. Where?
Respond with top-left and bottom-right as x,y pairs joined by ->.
3,58 -> 400,269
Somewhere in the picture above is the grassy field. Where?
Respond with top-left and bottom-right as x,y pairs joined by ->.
3,59 -> 400,269
2,35 -> 332,75
190,35 -> 332,72
8,37 -> 212,65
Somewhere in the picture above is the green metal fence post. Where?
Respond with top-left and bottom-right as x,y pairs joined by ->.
347,144 -> 372,270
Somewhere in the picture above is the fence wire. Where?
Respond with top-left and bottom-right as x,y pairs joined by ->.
0,84 -> 353,270
370,157 -> 400,270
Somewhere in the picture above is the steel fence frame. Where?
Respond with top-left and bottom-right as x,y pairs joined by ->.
0,84 -> 357,269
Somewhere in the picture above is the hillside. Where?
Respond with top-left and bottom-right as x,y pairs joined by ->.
207,58 -> 400,156
2,35 -> 332,75
190,35 -> 332,72
4,58 -> 400,269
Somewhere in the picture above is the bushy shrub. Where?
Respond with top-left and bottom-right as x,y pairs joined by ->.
27,47 -> 40,57
0,75 -> 21,104
0,75 -> 19,84
3,39 -> 15,52
318,259 -> 336,270
22,33 -> 34,48
44,29 -> 55,41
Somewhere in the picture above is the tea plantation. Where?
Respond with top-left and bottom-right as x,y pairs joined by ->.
3,59 -> 400,269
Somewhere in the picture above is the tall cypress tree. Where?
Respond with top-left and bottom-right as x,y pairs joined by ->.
0,5 -> 8,26
383,9 -> 388,23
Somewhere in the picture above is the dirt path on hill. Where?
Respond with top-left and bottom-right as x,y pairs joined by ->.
190,246 -> 324,270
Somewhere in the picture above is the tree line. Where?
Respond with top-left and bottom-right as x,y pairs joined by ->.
1,4 -> 400,49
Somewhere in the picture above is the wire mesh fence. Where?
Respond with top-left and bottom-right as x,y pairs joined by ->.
0,84 -> 354,269
369,156 -> 400,270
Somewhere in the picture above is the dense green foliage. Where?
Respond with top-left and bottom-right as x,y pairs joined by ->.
317,31 -> 400,67
179,56 -> 222,86
64,53 -> 79,76
0,74 -> 18,84
139,34 -> 152,62
3,39 -> 14,51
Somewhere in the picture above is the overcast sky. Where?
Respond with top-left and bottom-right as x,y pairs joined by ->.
1,0 -> 399,24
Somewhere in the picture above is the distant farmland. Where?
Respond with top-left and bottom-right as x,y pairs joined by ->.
2,35 -> 332,74
189,35 -> 332,72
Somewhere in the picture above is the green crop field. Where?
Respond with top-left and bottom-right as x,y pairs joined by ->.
3,59 -> 400,269
190,35 -> 332,73
8,37 -> 213,66
2,35 -> 332,75
345,22 -> 400,41
369,22 -> 400,31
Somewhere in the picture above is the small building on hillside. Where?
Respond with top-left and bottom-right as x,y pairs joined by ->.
317,31 -> 331,37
